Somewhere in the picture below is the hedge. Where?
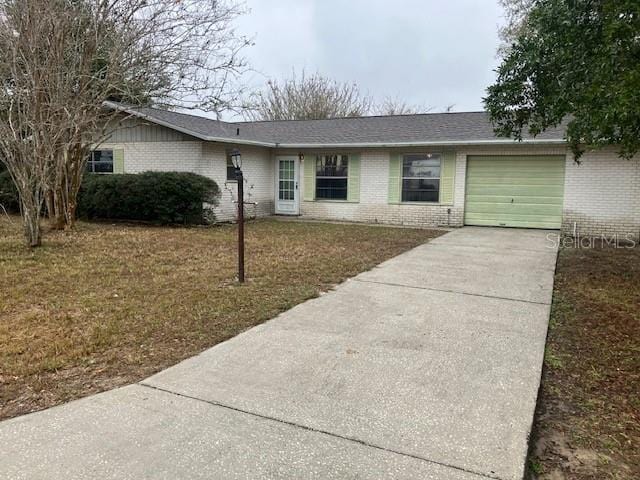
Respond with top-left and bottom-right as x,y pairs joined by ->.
77,171 -> 220,224
0,170 -> 20,213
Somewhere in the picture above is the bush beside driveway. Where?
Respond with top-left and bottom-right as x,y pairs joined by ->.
0,217 -> 441,421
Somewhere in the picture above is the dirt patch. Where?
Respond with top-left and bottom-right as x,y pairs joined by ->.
528,243 -> 639,479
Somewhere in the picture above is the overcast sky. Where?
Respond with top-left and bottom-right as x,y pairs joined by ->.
225,0 -> 505,119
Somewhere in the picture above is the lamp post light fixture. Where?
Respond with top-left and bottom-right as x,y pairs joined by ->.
230,148 -> 242,171
230,148 -> 245,283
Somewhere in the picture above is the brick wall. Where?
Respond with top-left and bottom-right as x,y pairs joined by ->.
200,144 -> 274,222
99,135 -> 639,237
562,148 -> 640,240
99,141 -> 274,222
298,149 -> 465,228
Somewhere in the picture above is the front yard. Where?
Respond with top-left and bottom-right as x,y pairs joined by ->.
530,243 -> 639,479
0,217 -> 441,420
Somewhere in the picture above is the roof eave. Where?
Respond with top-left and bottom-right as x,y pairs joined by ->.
274,139 -> 567,148
103,102 -> 566,148
204,136 -> 276,147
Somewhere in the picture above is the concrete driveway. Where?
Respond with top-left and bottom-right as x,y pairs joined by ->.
0,227 -> 558,480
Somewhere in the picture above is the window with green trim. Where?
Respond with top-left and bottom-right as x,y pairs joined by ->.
402,153 -> 440,202
316,154 -> 348,200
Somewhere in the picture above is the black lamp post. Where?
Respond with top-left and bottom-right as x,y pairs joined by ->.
230,148 -> 244,283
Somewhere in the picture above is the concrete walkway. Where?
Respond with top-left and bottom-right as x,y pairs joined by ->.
0,227 -> 558,480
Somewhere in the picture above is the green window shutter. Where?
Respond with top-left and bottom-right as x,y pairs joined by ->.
113,148 -> 125,174
347,153 -> 360,202
388,153 -> 401,203
439,151 -> 456,205
303,155 -> 316,201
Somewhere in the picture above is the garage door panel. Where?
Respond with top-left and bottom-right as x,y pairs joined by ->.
465,211 -> 563,222
467,179 -> 564,188
466,171 -> 565,182
465,195 -> 564,205
464,155 -> 565,229
467,162 -> 564,172
466,155 -> 565,165
466,185 -> 564,196
465,201 -> 562,214
463,214 -> 562,229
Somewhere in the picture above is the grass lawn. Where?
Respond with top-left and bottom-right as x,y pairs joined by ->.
0,216 -> 441,421
529,244 -> 639,479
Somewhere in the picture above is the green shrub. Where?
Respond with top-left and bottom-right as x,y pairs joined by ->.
78,171 -> 220,224
0,170 -> 20,213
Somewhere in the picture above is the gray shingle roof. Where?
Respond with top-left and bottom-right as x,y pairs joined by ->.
105,102 -> 567,147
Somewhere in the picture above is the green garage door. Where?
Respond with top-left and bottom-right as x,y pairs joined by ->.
464,155 -> 565,229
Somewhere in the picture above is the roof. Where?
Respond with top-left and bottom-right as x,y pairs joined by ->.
104,101 -> 567,148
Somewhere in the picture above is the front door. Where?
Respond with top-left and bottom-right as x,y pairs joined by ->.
275,156 -> 299,215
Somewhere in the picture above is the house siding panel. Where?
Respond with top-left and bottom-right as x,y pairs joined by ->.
105,117 -> 194,143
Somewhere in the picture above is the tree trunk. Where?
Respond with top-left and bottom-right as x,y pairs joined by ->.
46,185 -> 65,230
21,200 -> 42,248
61,146 -> 86,230
45,189 -> 54,221
64,197 -> 77,230
52,187 -> 65,230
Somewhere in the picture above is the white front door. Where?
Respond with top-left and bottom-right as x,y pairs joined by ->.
275,156 -> 299,215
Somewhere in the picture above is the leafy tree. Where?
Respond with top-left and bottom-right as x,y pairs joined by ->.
485,0 -> 640,160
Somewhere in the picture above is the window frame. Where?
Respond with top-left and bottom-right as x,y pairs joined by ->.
86,149 -> 114,174
226,152 -> 237,182
400,153 -> 442,203
314,153 -> 350,201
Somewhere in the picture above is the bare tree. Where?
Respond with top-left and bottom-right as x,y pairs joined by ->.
374,96 -> 431,116
0,0 -> 249,246
245,71 -> 373,120
497,0 -> 535,56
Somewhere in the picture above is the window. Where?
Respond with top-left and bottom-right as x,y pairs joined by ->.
402,153 -> 441,202
315,154 -> 348,200
86,150 -> 114,173
226,153 -> 237,181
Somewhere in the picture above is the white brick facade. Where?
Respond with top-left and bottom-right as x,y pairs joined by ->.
99,120 -> 639,238
562,148 -> 640,239
297,149 -> 464,228
199,144 -> 274,222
